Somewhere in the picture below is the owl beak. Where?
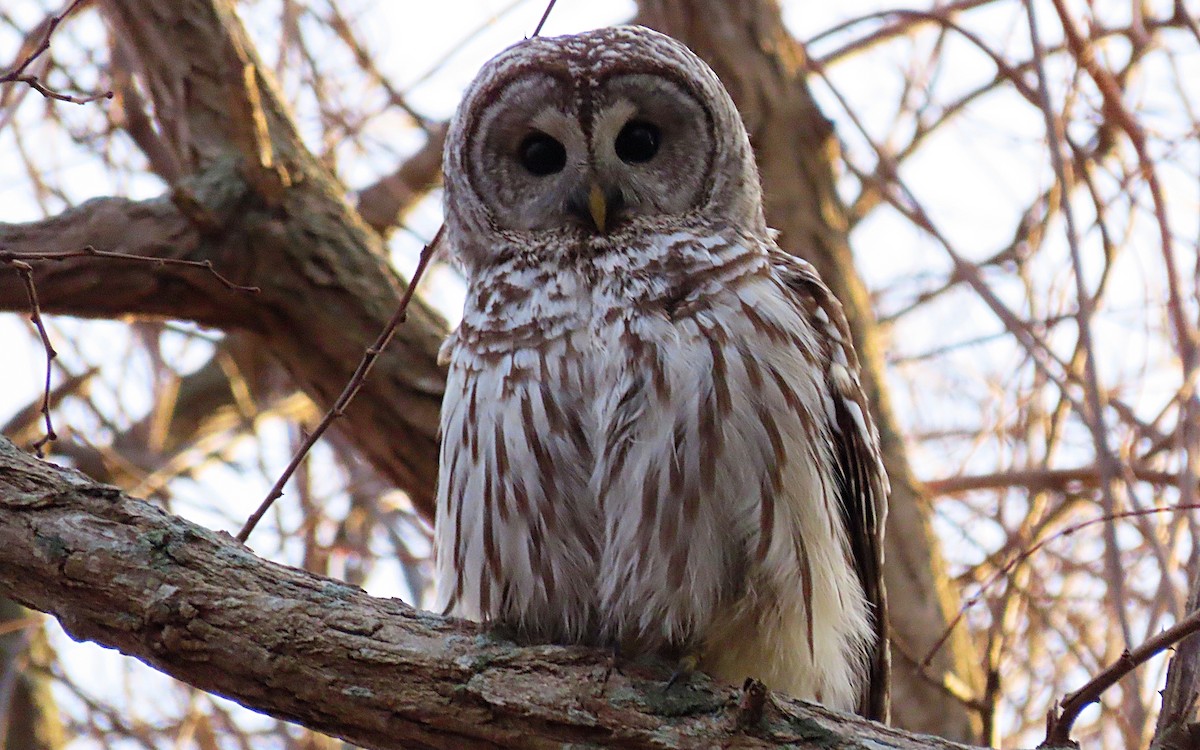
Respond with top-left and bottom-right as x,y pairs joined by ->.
588,182 -> 608,233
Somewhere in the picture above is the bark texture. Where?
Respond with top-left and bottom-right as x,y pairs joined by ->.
0,437 -> 987,750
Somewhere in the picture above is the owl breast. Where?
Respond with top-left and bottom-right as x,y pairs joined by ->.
435,246 -> 604,643
588,228 -> 872,708
436,224 -> 871,709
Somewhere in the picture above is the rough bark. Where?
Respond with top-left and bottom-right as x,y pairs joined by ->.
0,437 -> 986,750
634,1 -> 984,741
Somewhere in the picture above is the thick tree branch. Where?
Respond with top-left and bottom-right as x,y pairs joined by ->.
0,437 -> 979,750
0,195 -> 254,327
0,175 -> 446,514
100,0 -> 448,514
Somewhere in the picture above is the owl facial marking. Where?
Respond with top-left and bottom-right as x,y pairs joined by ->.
445,25 -> 768,261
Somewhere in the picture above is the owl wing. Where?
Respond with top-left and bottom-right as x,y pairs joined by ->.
769,248 -> 891,720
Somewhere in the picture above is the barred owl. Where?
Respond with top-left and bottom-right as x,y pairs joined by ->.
435,25 -> 889,718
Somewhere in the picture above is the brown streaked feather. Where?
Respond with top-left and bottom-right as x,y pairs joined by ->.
770,248 -> 891,721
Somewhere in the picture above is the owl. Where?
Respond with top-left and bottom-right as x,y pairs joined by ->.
435,25 -> 889,719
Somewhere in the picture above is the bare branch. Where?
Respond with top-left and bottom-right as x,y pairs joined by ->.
0,0 -> 88,81
237,227 -> 442,542
0,437 -> 980,750
531,0 -> 559,36
0,0 -> 112,105
1043,608 -> 1200,747
7,261 -> 57,455
0,245 -> 260,293
924,504 -> 1200,671
927,466 -> 1191,496
0,74 -> 111,104
0,195 -> 255,327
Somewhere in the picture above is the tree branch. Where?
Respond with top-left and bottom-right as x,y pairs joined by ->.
1043,607 -> 1200,747
355,125 -> 447,236
0,437 -> 979,750
0,195 -> 257,327
2,0 -> 451,516
927,466 -> 1190,496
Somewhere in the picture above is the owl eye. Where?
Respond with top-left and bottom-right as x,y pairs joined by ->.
518,132 -> 567,176
614,120 -> 660,163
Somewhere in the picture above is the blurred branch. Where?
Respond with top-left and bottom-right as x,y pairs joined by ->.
806,0 -> 1003,64
1043,607 -> 1200,747
0,0 -> 111,105
1,0 -> 87,81
0,368 -> 96,449
1029,0 -> 1132,662
1047,0 -> 1198,380
927,466 -> 1193,496
0,600 -> 64,750
355,124 -> 446,235
926,504 -> 1200,675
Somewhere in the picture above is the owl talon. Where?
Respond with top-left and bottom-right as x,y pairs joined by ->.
665,652 -> 701,691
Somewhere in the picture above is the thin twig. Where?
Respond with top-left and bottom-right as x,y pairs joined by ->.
0,244 -> 258,455
0,0 -> 112,104
9,260 -> 58,456
0,0 -> 88,81
805,0 -> 1002,63
0,246 -> 260,293
921,503 -> 1200,669
235,226 -> 444,543
1025,0 -> 1134,652
531,0 -> 558,37
1047,0 -> 1199,379
3,74 -> 111,104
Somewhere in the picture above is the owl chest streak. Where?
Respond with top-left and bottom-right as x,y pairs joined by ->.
437,237 -> 812,644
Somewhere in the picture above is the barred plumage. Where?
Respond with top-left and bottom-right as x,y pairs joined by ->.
436,25 -> 889,718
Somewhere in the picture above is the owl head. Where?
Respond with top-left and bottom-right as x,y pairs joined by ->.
443,25 -> 765,270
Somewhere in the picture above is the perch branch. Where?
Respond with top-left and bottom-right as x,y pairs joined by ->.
0,437 -> 978,750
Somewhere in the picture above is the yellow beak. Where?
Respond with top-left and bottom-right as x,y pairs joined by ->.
588,182 -> 608,233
